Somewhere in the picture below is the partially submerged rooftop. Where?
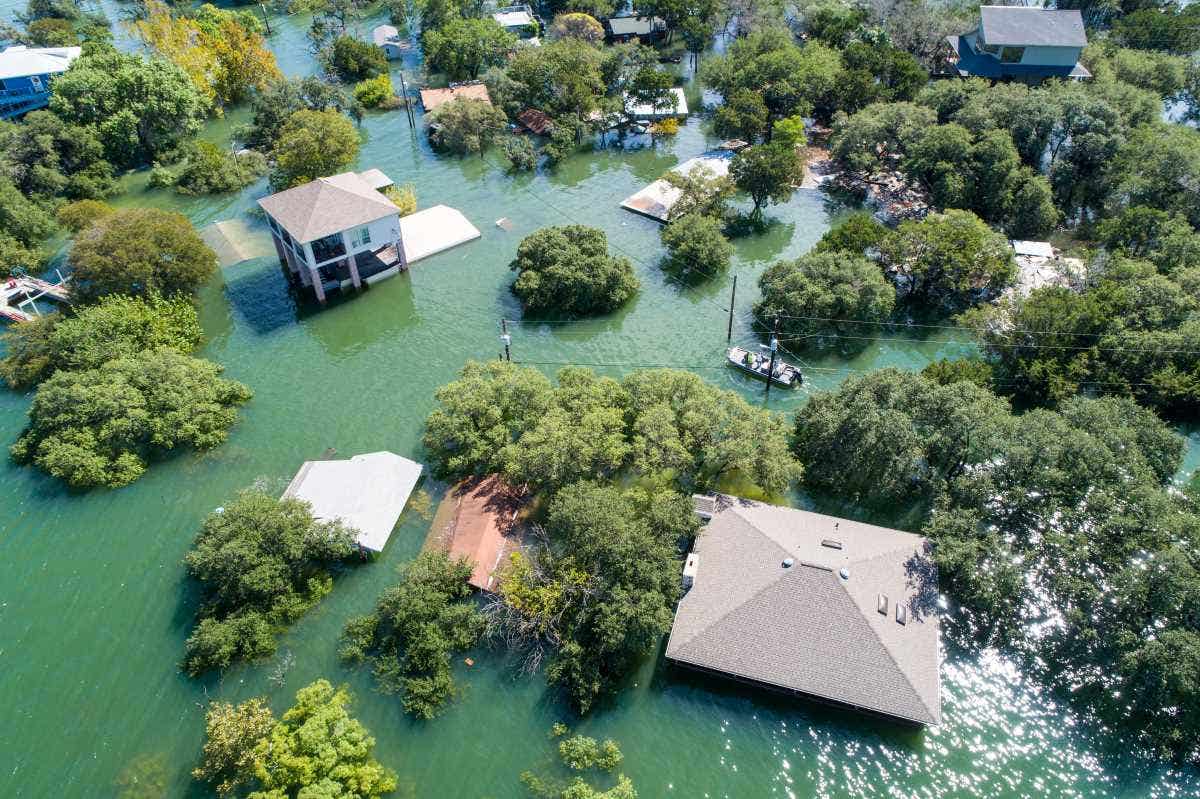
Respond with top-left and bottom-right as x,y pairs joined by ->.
666,496 -> 942,726
620,151 -> 732,222
625,86 -> 688,120
283,451 -> 423,553
399,205 -> 482,263
427,475 -> 526,591
420,82 -> 491,112
0,45 -> 80,80
257,171 -> 400,244
979,6 -> 1086,48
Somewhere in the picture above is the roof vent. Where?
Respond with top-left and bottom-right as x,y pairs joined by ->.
782,557 -> 794,568
896,604 -> 907,625
876,594 -> 888,615
820,539 -> 843,550
838,567 -> 850,580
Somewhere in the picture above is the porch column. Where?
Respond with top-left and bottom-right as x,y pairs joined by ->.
341,231 -> 362,289
310,267 -> 326,303
393,224 -> 407,269
270,232 -> 288,267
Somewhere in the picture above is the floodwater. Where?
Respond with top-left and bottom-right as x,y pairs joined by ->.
1,2 -> 1197,796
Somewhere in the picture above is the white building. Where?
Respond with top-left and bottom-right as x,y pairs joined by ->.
372,25 -> 407,60
259,171 -> 405,302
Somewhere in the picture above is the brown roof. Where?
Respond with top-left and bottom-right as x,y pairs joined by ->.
436,475 -> 525,591
666,496 -> 942,725
419,82 -> 492,112
517,109 -> 553,135
257,172 -> 399,244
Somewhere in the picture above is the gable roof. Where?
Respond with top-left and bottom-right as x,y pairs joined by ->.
0,45 -> 81,81
372,24 -> 401,46
979,6 -> 1086,48
666,497 -> 942,725
257,172 -> 399,244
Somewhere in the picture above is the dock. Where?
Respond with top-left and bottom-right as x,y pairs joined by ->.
283,451 -> 424,553
1,273 -> 70,323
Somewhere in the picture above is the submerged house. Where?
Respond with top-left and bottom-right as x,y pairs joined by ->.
944,6 -> 1089,82
606,15 -> 667,42
0,45 -> 80,119
666,496 -> 942,726
259,171 -> 405,302
372,25 -> 408,60
492,4 -> 540,37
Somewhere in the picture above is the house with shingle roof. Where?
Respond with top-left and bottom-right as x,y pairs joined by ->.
666,495 -> 942,726
943,6 -> 1089,82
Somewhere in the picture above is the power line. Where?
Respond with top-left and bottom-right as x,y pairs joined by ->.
775,331 -> 1200,355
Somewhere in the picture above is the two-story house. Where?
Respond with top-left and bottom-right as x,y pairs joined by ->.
0,45 -> 81,120
944,6 -> 1089,82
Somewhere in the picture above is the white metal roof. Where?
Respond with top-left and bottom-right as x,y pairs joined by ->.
283,451 -> 423,552
493,9 -> 533,26
372,24 -> 400,45
1010,240 -> 1054,258
0,45 -> 81,81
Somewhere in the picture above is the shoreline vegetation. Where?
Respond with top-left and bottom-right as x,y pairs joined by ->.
2,0 -> 1200,793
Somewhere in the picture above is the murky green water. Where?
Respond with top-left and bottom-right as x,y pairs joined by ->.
2,4 -> 1198,797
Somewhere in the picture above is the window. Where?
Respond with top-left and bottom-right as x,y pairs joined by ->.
999,46 -> 1024,64
353,226 -> 372,247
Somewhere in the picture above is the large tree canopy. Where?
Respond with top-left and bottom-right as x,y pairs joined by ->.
424,17 -> 516,80
67,208 -> 217,304
270,108 -> 360,189
10,348 -> 252,488
510,226 -> 639,317
183,490 -> 360,675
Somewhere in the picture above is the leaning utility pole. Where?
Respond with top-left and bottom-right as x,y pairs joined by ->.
726,274 -> 737,343
500,319 -> 511,362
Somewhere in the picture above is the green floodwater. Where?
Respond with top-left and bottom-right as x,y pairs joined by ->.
2,4 -> 1199,797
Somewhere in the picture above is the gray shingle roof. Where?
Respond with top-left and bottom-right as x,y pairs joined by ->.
979,6 -> 1086,48
257,172 -> 399,244
666,497 -> 942,725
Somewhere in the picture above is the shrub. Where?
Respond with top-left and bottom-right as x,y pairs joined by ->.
352,74 -> 399,109
504,135 -> 537,171
510,225 -> 639,316
383,183 -> 417,215
55,199 -> 114,232
10,348 -> 252,488
660,212 -> 732,275
175,142 -> 267,195
327,35 -> 388,82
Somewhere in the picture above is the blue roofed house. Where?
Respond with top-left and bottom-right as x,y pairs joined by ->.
0,45 -> 81,119
944,6 -> 1089,82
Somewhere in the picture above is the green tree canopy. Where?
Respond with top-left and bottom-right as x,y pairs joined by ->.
755,251 -> 895,353
879,209 -> 1014,310
812,211 -> 888,255
174,141 -> 267,196
506,38 -> 607,118
703,30 -> 843,124
0,293 -> 202,390
68,208 -> 217,304
424,17 -> 516,80
183,489 -> 359,675
730,143 -> 802,222
660,212 -> 732,276
327,33 -> 388,81
0,109 -> 115,202
428,96 -> 508,155
510,225 -> 639,316
1107,123 -> 1200,229
49,42 -> 207,168
0,176 -> 55,275
10,348 -> 252,488
241,76 -> 348,152
341,550 -> 484,718
270,108 -> 360,190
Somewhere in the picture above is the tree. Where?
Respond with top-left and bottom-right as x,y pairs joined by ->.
510,226 -> 639,316
353,73 -> 399,109
521,729 -> 633,798
174,141 -> 267,195
0,294 -> 202,390
730,143 -> 802,222
327,33 -> 388,82
713,89 -> 768,143
427,96 -> 508,155
770,114 -> 806,150
660,164 -> 735,221
0,176 -> 54,274
504,135 -> 538,171
660,213 -> 732,276
134,1 -> 280,107
1097,206 -> 1200,273
1107,123 -> 1200,229
828,101 -> 935,175
384,183 -> 418,215
812,210 -> 888,255
755,252 -> 895,353
548,12 -> 604,43
183,489 -> 359,674
270,108 -> 360,189
68,208 -> 216,304
0,109 -> 115,202
49,42 -> 207,168
423,17 -> 515,81
54,199 -> 113,232
878,209 -> 1014,310
1111,5 -> 1200,55
241,76 -> 348,151
10,349 -> 252,488
702,30 -> 830,126
506,38 -> 607,118
793,368 -> 1010,506
193,699 -> 275,797
249,680 -> 397,797
341,551 -> 484,718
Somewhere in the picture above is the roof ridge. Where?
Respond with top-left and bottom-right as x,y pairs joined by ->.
832,571 -> 939,723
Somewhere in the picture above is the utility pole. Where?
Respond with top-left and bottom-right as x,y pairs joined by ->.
259,3 -> 272,35
726,274 -> 737,343
397,71 -> 415,129
764,318 -> 779,400
500,319 -> 511,362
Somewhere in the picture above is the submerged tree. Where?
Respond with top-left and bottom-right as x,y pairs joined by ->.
270,108 -> 360,189
183,489 -> 360,675
730,143 -> 802,223
341,550 -> 485,718
510,226 -> 639,317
